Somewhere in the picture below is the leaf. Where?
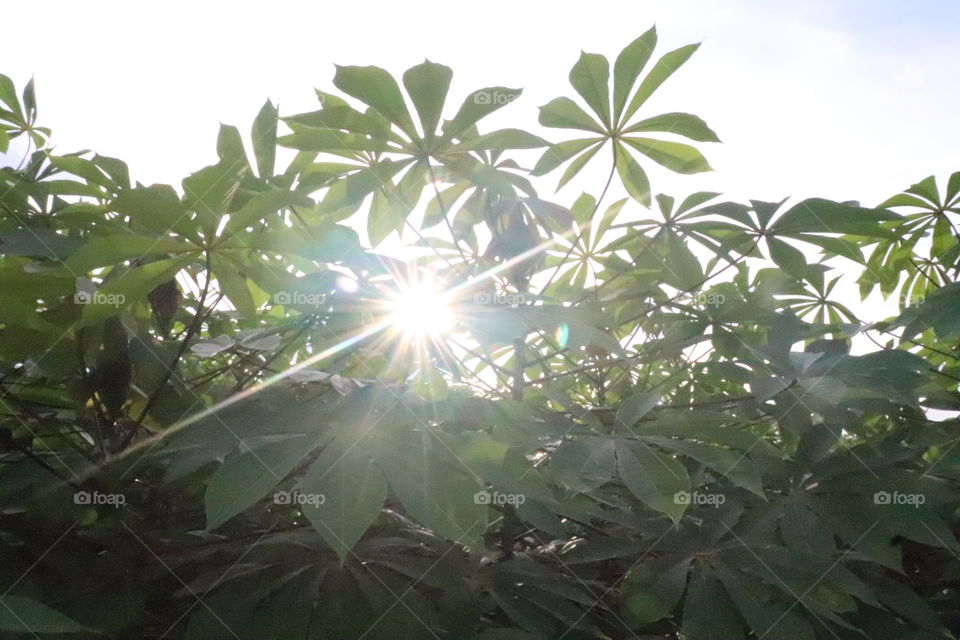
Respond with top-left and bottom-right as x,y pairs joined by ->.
622,555 -> 692,625
79,256 -> 193,326
532,138 -> 602,177
569,51 -> 611,128
547,437 -> 616,492
556,143 -> 604,191
223,188 -> 312,235
771,198 -> 899,237
0,595 -> 90,633
182,162 -> 245,236
374,435 -> 486,547
616,392 -> 659,427
663,231 -> 704,288
204,434 -> 320,530
613,27 -> 657,123
300,443 -> 387,562
767,237 -> 807,278
65,235 -> 197,272
622,43 -> 700,123
538,97 -> 605,133
112,184 -> 194,238
718,569 -> 815,640
682,564 -> 746,640
645,436 -> 763,495
277,128 -> 391,152
0,74 -> 22,116
616,439 -> 690,521
443,87 -> 523,139
333,65 -> 417,139
622,137 -> 712,174
624,112 -> 720,142
615,143 -> 651,205
216,123 -> 248,169
251,99 -> 278,178
402,59 -> 452,139
447,128 -> 548,152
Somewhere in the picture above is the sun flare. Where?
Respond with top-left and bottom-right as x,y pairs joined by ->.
386,277 -> 454,339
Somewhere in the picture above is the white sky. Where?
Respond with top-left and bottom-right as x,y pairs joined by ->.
3,0 -> 958,318
4,0 -> 958,203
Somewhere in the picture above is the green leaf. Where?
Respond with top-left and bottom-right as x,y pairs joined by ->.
222,188 -> 312,236
622,137 -> 712,174
0,128 -> 8,153
443,87 -> 523,139
767,237 -> 807,278
0,74 -> 22,116
112,184 -> 194,238
538,97 -> 605,133
682,565 -> 746,640
402,59 -> 453,139
447,128 -> 548,152
182,162 -> 245,236
251,99 -> 278,178
204,434 -> 320,530
616,392 -> 659,427
613,27 -> 657,124
235,222 -> 362,263
569,51 -> 611,128
615,143 -> 651,205
79,256 -> 193,326
663,231 -> 704,289
622,555 -> 692,625
0,595 -> 90,634
770,199 -> 899,237
211,256 -> 258,317
333,65 -> 417,139
547,437 -> 616,492
622,43 -> 700,123
624,112 -> 720,142
65,235 -> 198,272
556,143 -> 604,191
616,439 -> 690,521
300,443 -> 387,563
719,569 -> 815,640
646,436 -> 763,495
216,123 -> 249,169
278,128 -> 391,153
315,160 -> 404,214
905,175 -> 941,207
532,138 -> 602,176
374,435 -> 486,547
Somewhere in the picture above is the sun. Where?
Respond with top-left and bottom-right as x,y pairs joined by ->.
386,275 -> 454,339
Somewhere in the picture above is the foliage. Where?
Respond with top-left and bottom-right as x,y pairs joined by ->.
1,28 -> 959,640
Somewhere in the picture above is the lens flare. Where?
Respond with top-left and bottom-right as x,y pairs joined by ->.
387,277 -> 454,338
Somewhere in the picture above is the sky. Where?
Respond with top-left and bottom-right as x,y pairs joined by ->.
2,0 -> 959,313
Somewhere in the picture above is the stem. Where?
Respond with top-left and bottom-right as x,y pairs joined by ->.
135,252 -> 212,426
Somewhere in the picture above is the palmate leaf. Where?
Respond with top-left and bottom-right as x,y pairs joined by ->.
535,27 -> 716,198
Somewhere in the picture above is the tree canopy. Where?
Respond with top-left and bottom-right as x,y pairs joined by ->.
1,27 -> 959,640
